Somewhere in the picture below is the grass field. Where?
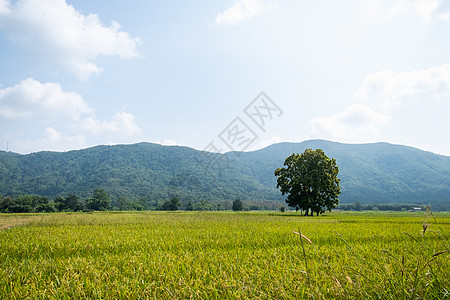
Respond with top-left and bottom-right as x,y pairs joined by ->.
0,211 -> 449,299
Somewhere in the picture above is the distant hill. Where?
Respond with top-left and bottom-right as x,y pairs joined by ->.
0,140 -> 449,209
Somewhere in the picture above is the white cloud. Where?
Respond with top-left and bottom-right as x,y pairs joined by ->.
216,0 -> 277,25
370,0 -> 449,21
309,104 -> 390,142
391,0 -> 439,20
7,128 -> 86,153
81,112 -> 142,137
0,78 -> 142,153
0,0 -> 10,14
413,0 -> 440,20
0,0 -> 140,80
42,127 -> 85,149
0,78 -> 92,120
44,127 -> 63,142
350,63 -> 450,155
155,139 -> 178,146
356,63 -> 450,109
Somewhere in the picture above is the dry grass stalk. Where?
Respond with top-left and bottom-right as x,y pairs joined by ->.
346,275 -> 353,284
293,231 -> 312,244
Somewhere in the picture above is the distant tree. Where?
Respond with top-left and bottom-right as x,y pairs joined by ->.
280,206 -> 285,213
15,195 -> 48,209
9,203 -> 33,213
232,199 -> 243,211
353,201 -> 362,211
193,200 -> 213,211
138,197 -> 149,211
0,196 -> 18,213
250,205 -> 260,211
35,203 -> 56,213
116,196 -> 131,211
149,199 -> 159,211
66,194 -> 82,211
161,197 -> 180,211
0,196 -> 12,213
185,200 -> 194,211
130,201 -> 146,211
55,196 -> 66,212
87,188 -> 111,211
275,149 -> 341,216
54,194 -> 81,212
0,195 -> 34,213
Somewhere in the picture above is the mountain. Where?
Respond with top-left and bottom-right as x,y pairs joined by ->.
0,140 -> 449,209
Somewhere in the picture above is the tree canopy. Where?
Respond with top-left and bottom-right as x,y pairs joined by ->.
161,197 -> 181,211
56,194 -> 81,212
274,149 -> 341,216
87,188 -> 111,211
232,199 -> 243,211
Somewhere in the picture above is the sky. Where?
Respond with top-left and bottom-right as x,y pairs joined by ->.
0,0 -> 450,156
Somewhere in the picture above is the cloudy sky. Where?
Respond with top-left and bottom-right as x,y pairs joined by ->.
1,0 -> 449,156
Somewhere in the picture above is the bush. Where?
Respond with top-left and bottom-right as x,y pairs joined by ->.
232,199 -> 243,211
161,198 -> 180,211
35,203 -> 56,213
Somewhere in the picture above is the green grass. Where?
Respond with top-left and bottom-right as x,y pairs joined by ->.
1,211 -> 449,299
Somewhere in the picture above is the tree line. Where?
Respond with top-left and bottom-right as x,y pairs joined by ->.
0,188 -> 280,213
0,188 -> 113,213
0,190 -> 181,213
0,191 -> 430,213
337,202 -> 427,212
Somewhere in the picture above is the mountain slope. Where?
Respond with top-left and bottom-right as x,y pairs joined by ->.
0,140 -> 449,208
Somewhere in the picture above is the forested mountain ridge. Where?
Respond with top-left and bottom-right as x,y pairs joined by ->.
0,140 -> 449,209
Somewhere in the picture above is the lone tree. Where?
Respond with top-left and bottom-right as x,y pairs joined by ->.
274,149 -> 341,216
232,199 -> 243,211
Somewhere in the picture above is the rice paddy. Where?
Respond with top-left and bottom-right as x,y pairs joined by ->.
0,211 -> 449,299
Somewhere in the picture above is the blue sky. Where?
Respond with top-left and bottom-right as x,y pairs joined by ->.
1,0 -> 450,155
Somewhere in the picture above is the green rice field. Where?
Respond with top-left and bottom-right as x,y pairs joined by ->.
0,211 -> 449,299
